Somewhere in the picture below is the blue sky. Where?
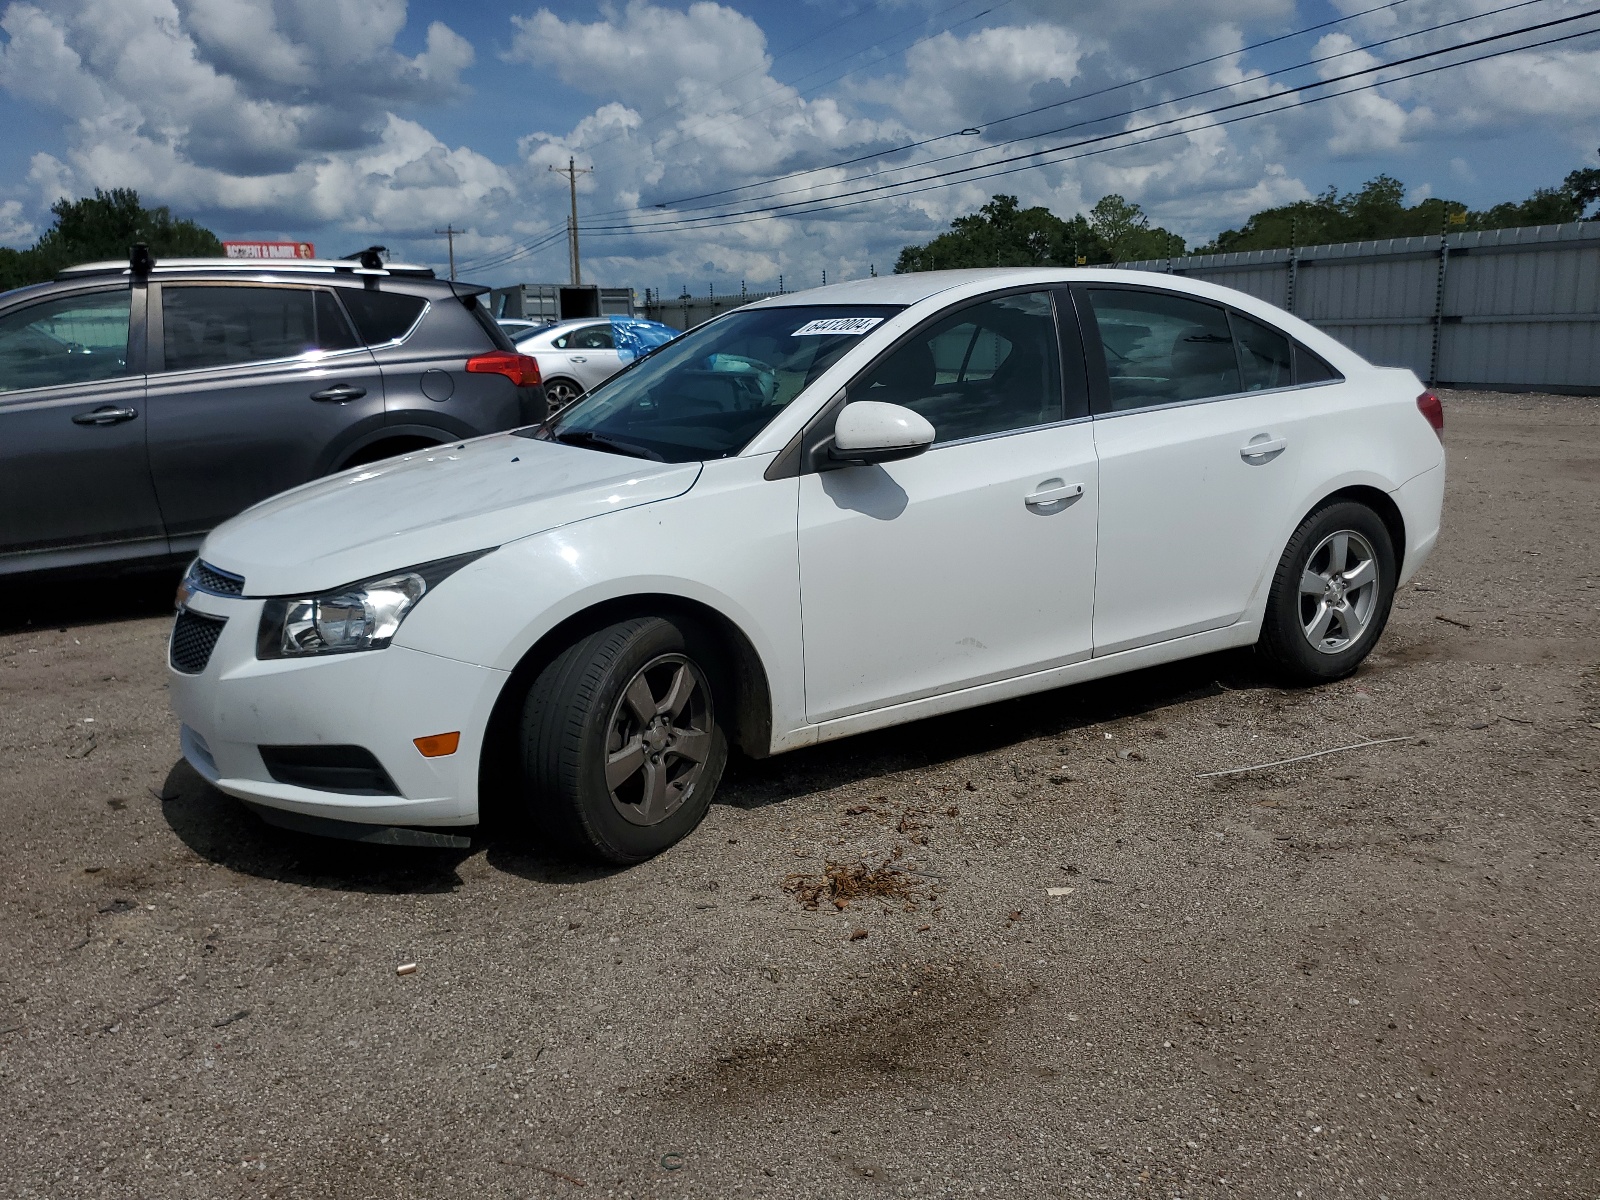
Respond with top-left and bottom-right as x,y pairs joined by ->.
1,0 -> 1596,293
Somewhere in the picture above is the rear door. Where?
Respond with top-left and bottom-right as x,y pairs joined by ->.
0,285 -> 166,571
144,282 -> 385,542
1076,285 -> 1310,655
542,322 -> 620,392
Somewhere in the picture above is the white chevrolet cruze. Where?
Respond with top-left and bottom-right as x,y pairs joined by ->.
169,269 -> 1446,861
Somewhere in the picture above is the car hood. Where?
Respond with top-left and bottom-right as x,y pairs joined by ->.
201,434 -> 702,596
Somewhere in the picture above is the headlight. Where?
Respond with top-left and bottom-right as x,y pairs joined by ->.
256,550 -> 492,659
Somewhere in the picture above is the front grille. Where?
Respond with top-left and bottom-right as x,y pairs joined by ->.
258,745 -> 400,796
192,560 -> 245,596
170,611 -> 227,674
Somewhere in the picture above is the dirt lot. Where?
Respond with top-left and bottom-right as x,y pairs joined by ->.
1,390 -> 1597,1199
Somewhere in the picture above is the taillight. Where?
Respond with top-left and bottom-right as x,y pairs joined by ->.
466,351 -> 542,388
1417,390 -> 1444,441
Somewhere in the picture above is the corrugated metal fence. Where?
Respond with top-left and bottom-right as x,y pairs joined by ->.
641,289 -> 782,331
638,221 -> 1599,391
1123,220 -> 1600,392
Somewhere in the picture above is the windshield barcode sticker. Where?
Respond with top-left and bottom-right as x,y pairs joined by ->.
790,317 -> 884,337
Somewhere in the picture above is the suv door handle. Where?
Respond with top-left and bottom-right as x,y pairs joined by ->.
71,405 -> 138,426
310,384 -> 367,403
1025,481 -> 1084,509
1240,435 -> 1287,462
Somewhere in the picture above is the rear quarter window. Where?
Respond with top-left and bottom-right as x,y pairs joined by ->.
338,290 -> 428,345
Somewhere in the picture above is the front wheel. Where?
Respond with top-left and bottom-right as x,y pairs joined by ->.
520,617 -> 728,863
1257,500 -> 1397,683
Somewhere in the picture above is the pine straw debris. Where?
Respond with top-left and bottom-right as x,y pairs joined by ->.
784,853 -> 928,912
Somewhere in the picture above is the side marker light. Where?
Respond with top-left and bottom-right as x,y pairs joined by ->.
414,732 -> 461,757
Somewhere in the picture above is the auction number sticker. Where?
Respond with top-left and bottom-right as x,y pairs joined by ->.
790,317 -> 884,337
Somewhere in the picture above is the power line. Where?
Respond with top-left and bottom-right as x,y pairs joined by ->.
642,0 -> 1426,212
570,17 -> 1600,242
573,6 -> 1600,237
457,0 -> 1434,273
458,0 -> 1430,270
619,0 -> 1554,223
456,4 -> 1597,275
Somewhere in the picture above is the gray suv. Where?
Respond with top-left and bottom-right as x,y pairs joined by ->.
0,250 -> 546,579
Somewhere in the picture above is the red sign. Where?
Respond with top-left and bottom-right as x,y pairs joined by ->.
223,241 -> 315,259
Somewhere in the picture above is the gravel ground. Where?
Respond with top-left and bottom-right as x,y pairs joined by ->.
1,389 -> 1597,1199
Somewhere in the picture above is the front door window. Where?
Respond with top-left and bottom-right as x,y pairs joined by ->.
0,290 -> 131,393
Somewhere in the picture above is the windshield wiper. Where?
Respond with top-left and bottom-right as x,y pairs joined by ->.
552,429 -> 667,462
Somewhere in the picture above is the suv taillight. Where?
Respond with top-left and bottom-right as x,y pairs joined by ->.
1417,390 -> 1444,441
466,351 -> 542,388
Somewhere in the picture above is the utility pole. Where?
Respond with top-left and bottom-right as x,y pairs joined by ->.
434,224 -> 458,280
549,156 -> 593,285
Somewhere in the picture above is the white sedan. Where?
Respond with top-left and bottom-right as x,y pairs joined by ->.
514,316 -> 679,410
168,269 -> 1445,861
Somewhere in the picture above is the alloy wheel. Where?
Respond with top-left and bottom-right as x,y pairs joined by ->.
603,653 -> 714,826
1298,529 -> 1380,654
546,379 -> 583,410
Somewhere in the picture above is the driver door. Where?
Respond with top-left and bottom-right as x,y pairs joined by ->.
797,290 -> 1099,722
0,285 -> 166,570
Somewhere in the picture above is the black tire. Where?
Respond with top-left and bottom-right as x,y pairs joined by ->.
520,617 -> 728,863
1256,500 -> 1397,684
543,377 -> 584,411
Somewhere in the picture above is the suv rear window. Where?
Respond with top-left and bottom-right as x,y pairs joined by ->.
339,290 -> 428,345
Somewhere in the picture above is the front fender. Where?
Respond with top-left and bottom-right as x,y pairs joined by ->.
394,455 -> 806,746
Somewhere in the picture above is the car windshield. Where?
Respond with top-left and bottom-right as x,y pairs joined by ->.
530,305 -> 901,462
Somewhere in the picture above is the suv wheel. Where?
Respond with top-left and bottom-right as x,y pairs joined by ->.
520,617 -> 728,863
1257,500 -> 1397,683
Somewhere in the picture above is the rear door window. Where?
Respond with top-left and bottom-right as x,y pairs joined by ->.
1084,288 -> 1241,412
0,290 -> 132,392
571,325 -> 615,350
162,286 -> 359,371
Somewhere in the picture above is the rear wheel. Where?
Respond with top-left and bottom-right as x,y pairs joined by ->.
1257,500 -> 1397,683
543,377 -> 584,411
519,617 -> 727,863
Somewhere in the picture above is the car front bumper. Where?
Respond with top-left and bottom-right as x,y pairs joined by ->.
168,592 -> 509,827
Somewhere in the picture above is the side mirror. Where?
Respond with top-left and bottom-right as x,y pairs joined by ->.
826,401 -> 935,468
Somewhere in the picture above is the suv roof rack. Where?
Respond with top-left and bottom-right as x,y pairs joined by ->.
58,256 -> 438,281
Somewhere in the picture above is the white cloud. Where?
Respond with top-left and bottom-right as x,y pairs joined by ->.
0,198 -> 33,245
0,0 -> 484,239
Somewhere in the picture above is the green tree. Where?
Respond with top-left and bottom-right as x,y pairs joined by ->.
0,188 -> 222,291
895,193 -> 1183,273
1199,168 -> 1593,254
1560,150 -> 1600,218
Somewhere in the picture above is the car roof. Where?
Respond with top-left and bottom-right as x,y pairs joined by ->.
742,267 -> 1263,309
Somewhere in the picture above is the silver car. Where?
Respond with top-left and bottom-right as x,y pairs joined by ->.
516,317 -> 678,409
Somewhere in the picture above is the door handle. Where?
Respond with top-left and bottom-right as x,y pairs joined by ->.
310,384 -> 367,403
569,355 -> 588,363
1240,435 -> 1287,462
71,405 -> 138,426
1025,481 -> 1084,509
